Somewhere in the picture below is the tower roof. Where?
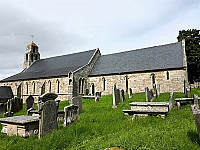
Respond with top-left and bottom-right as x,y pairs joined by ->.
27,41 -> 38,47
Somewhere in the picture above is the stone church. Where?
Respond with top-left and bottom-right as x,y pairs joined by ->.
0,40 -> 188,101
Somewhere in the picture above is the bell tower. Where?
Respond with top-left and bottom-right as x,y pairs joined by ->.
23,41 -> 40,69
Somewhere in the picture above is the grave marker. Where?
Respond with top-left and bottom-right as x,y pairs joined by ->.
112,84 -> 120,108
26,95 -> 34,111
120,89 -> 125,102
129,88 -> 132,98
63,104 -> 79,127
169,92 -> 174,110
194,94 -> 199,109
70,96 -> 82,114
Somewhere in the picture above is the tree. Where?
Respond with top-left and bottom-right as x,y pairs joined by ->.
177,29 -> 200,83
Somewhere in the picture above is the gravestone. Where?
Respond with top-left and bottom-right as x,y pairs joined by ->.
26,95 -> 34,111
39,100 -> 57,138
120,89 -> 125,102
85,89 -> 89,95
145,87 -> 150,102
186,88 -> 191,98
95,96 -> 99,102
149,89 -> 153,100
112,84 -> 120,108
169,92 -> 174,110
96,92 -> 101,97
10,97 -> 23,113
191,105 -> 200,138
39,93 -> 58,103
157,84 -> 160,96
63,104 -> 79,127
70,96 -> 82,114
129,88 -> 132,98
194,94 -> 199,109
0,103 -> 7,114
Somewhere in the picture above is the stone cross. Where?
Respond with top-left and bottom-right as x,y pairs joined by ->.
169,92 -> 174,110
38,100 -> 57,138
25,95 -> 34,111
70,96 -> 82,114
129,88 -> 132,98
191,105 -> 200,138
120,89 -> 125,102
63,104 -> 79,127
193,94 -> 199,109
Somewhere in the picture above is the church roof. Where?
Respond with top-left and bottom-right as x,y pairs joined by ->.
90,42 -> 185,76
1,49 -> 96,82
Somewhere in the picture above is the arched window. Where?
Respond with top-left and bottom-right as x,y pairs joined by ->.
125,76 -> 128,93
166,71 -> 169,80
41,82 -> 45,95
26,82 -> 28,94
91,83 -> 95,96
48,80 -> 51,93
151,73 -> 156,84
33,82 -> 36,94
68,71 -> 72,78
69,79 -> 72,85
82,78 -> 84,94
102,77 -> 106,91
31,54 -> 33,62
56,79 -> 60,93
79,78 -> 82,94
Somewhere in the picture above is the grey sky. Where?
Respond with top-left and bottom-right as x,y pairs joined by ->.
0,0 -> 200,80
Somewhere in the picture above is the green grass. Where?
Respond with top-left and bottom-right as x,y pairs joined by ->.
0,90 -> 200,149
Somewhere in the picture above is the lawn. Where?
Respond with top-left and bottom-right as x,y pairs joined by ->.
0,90 -> 200,150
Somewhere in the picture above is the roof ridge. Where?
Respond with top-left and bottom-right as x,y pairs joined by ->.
101,41 -> 181,57
39,49 -> 97,61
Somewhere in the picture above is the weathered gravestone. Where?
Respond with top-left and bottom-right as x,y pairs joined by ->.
194,94 -> 199,109
95,92 -> 101,97
70,96 -> 82,114
191,105 -> 200,138
112,84 -> 120,108
39,93 -> 58,103
145,87 -> 150,102
38,100 -> 57,138
169,92 -> 174,110
26,95 -> 34,111
186,88 -> 191,98
120,89 -> 125,102
9,97 -> 23,113
95,96 -> 99,102
0,103 -> 7,114
149,89 -> 154,100
129,88 -> 132,98
63,104 -> 79,127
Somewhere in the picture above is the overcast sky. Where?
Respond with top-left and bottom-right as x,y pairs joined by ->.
0,0 -> 200,80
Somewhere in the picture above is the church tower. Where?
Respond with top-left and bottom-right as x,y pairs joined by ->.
23,41 -> 40,69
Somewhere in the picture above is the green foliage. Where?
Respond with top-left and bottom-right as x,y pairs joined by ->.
0,92 -> 200,149
177,29 -> 200,83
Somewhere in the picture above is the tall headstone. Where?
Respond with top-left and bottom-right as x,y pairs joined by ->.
39,100 -> 57,138
120,89 -> 125,102
63,104 -> 79,127
169,92 -> 174,110
112,84 -> 120,108
149,89 -> 153,100
70,96 -> 82,114
95,96 -> 99,102
129,88 -> 132,98
145,87 -> 150,102
26,95 -> 34,111
10,97 -> 23,113
193,94 -> 199,109
186,88 -> 191,98
191,105 -> 200,138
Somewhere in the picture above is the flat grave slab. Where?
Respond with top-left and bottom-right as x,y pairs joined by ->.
175,97 -> 200,108
0,115 -> 39,138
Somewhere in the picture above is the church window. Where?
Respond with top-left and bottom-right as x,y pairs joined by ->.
26,54 -> 28,61
79,78 -> 82,94
91,83 -> 95,96
102,77 -> 106,91
26,83 -> 28,94
41,82 -> 45,95
33,82 -> 36,94
125,76 -> 128,93
68,72 -> 72,78
82,78 -> 84,94
69,79 -> 72,85
31,54 -> 33,62
48,80 -> 51,93
166,71 -> 169,80
33,46 -> 36,53
57,80 -> 60,93
35,55 -> 38,60
151,73 -> 156,84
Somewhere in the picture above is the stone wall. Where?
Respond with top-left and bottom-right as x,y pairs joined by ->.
0,76 -> 69,102
88,69 -> 188,95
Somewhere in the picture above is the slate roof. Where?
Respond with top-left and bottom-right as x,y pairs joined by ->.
1,49 -> 96,82
0,86 -> 14,99
90,42 -> 184,76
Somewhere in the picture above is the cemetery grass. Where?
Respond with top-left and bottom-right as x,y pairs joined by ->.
0,91 -> 200,149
